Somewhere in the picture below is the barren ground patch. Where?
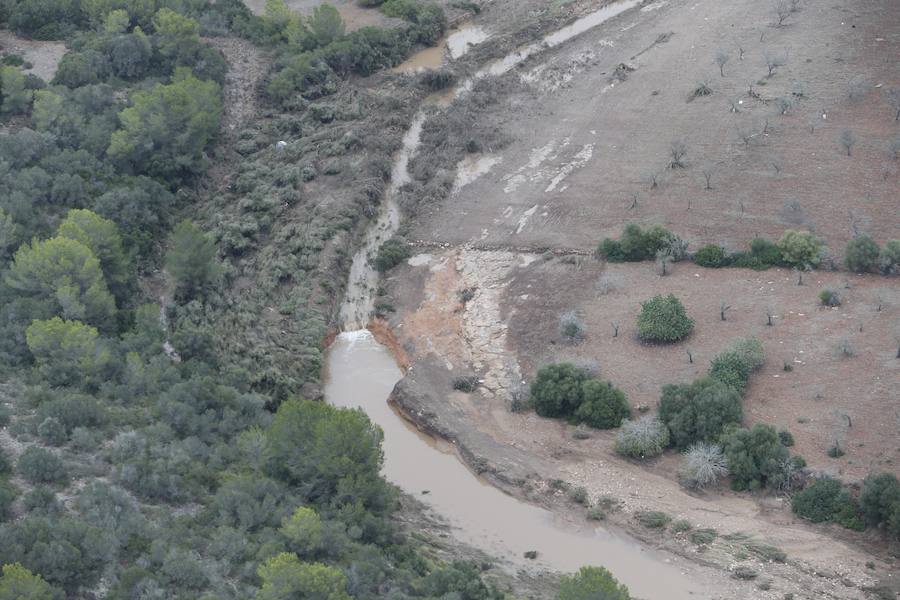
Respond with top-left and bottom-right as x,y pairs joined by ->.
0,29 -> 66,81
409,0 -> 900,259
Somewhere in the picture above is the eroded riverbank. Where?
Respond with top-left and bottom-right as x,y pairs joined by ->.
325,330 -> 710,599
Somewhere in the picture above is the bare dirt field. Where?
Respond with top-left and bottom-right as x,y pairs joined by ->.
408,0 -> 900,259
384,249 -> 900,599
0,29 -> 65,81
371,0 -> 900,595
502,260 -> 900,483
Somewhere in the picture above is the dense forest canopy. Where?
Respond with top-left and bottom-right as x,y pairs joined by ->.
0,0 -> 551,597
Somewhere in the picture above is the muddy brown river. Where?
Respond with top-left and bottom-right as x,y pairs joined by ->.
326,2 -> 709,597
326,331 -> 704,599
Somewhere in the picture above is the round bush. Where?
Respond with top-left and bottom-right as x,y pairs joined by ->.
844,236 -> 880,273
777,230 -> 824,269
708,338 -> 764,394
659,378 -> 742,450
637,294 -> 693,343
614,415 -> 670,458
574,380 -> 630,429
37,417 -> 67,446
792,477 -> 844,523
373,238 -> 410,272
17,446 -> 68,485
721,424 -> 788,491
529,363 -> 588,418
709,352 -> 753,393
819,289 -> 841,307
693,244 -> 729,268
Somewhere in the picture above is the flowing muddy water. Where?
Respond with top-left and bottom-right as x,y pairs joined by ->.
338,112 -> 425,330
326,332 -> 703,598
328,2 -> 707,597
392,22 -> 490,73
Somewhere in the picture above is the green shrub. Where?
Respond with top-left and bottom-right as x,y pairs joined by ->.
671,519 -> 692,533
586,507 -> 606,521
380,0 -> 447,45
730,237 -> 783,270
744,542 -> 786,563
558,566 -> 631,600
636,510 -> 671,529
690,528 -> 717,545
709,337 -> 764,394
598,224 -> 680,262
819,288 -> 841,307
859,473 -> 900,537
659,378 -> 742,450
778,430 -> 795,447
37,417 -> 66,446
722,424 -> 789,491
637,294 -> 694,343
452,376 -> 477,393
693,244 -> 729,268
0,563 -> 62,599
530,363 -> 588,419
22,487 -> 61,516
792,478 -> 844,523
574,380 -> 630,429
614,415 -> 669,458
749,237 -> 783,264
17,446 -> 67,485
569,486 -> 589,505
373,237 -> 411,272
879,239 -> 900,274
7,0 -> 82,39
777,230 -> 824,269
844,236 -> 881,273
0,515 -> 112,592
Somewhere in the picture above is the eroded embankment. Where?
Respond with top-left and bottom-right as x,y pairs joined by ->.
381,245 -> 895,600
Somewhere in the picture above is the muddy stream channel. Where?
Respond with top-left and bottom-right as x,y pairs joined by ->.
327,2 -> 706,597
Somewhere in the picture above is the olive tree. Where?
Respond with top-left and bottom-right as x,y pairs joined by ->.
777,229 -> 824,269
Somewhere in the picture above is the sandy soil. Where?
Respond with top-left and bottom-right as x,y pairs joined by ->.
0,29 -> 66,82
